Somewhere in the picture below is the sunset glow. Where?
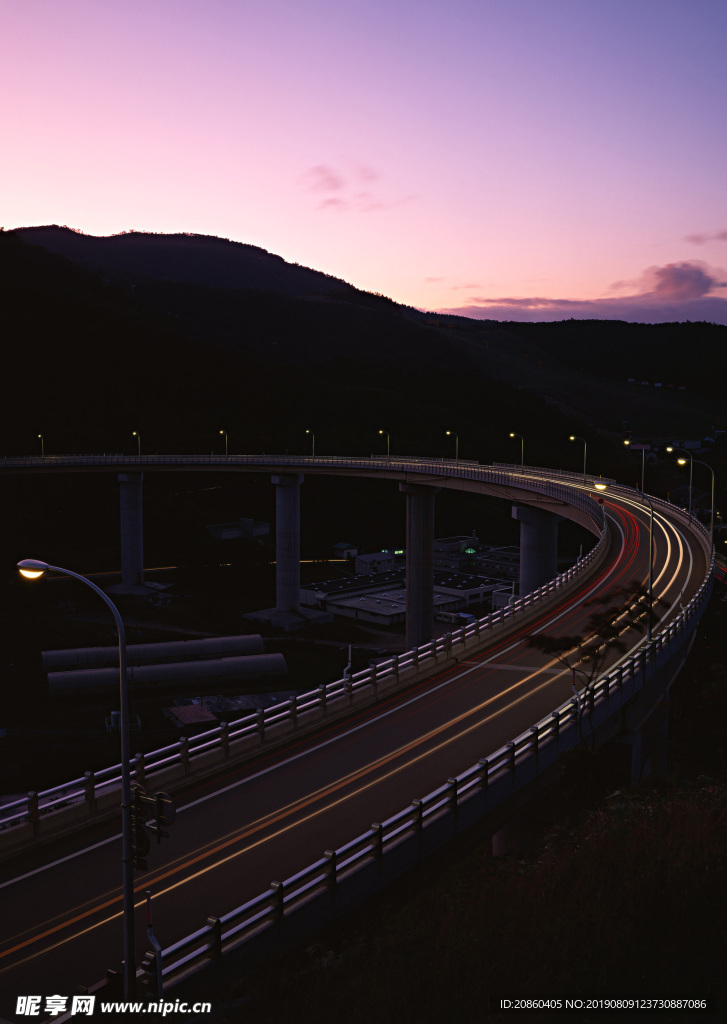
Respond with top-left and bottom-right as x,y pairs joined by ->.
3,0 -> 727,322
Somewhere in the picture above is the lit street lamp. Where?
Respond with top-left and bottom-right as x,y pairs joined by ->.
17,559 -> 136,998
132,431 -> 141,457
569,435 -> 587,484
219,430 -> 228,457
446,430 -> 459,460
672,454 -> 715,542
305,429 -> 315,457
623,439 -> 645,493
666,446 -> 692,521
509,432 -> 524,470
38,433 -> 44,458
379,429 -> 390,458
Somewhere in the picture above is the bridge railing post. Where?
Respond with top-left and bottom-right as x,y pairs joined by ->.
28,791 -> 39,836
180,736 -> 190,775
551,711 -> 560,747
447,778 -> 458,824
134,752 -> 146,788
371,822 -> 384,876
220,721 -> 229,760
324,849 -> 337,906
271,881 -> 285,935
206,916 -> 222,960
84,771 -> 97,814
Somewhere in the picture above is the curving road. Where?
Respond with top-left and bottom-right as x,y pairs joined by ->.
0,484 -> 710,1015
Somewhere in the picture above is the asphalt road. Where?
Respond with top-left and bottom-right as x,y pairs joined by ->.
0,491 -> 709,1017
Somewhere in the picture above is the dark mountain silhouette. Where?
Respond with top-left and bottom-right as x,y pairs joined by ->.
2,226 -> 723,577
5,227 -> 724,455
15,225 -> 367,300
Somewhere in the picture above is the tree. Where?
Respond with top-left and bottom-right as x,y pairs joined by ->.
527,579 -> 662,746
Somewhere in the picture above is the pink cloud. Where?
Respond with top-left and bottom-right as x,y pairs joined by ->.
685,229 -> 727,245
318,197 -> 349,211
300,161 -> 411,214
301,164 -> 346,192
643,261 -> 725,300
438,260 -> 727,324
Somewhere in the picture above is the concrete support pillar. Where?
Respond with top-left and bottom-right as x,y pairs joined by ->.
646,696 -> 670,779
272,474 -> 303,614
118,472 -> 144,588
400,483 -> 439,651
512,504 -> 562,597
617,696 -> 670,784
612,729 -> 644,787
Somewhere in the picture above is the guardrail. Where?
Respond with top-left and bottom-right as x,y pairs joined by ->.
0,526 -> 609,841
0,461 -> 609,840
144,542 -> 714,995
0,453 -> 610,528
1,458 -> 714,998
3,472 -> 711,851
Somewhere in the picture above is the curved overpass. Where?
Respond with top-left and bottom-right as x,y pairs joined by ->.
0,458 -> 712,1012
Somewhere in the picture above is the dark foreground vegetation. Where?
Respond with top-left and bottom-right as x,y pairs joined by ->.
216,585 -> 727,1024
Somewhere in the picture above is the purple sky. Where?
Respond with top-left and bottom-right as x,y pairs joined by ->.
3,0 -> 727,323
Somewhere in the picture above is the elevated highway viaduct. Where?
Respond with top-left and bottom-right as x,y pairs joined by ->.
0,456 -> 713,1013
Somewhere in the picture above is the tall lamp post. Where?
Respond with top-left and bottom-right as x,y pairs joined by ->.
446,430 -> 459,460
666,446 -> 693,521
17,559 -> 136,997
305,429 -> 315,457
378,429 -> 390,458
570,435 -> 587,484
509,432 -> 524,470
38,434 -> 44,458
624,439 -> 646,493
219,430 -> 228,457
132,431 -> 141,457
673,455 -> 715,542
594,484 -> 654,642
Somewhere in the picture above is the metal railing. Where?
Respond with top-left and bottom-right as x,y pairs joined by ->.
1,454 -> 714,994
0,518 -> 609,836
4,471 -> 712,839
1,459 -> 611,834
144,541 -> 714,993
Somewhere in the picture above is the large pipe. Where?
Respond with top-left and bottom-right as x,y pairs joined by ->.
48,653 -> 287,694
42,635 -> 266,672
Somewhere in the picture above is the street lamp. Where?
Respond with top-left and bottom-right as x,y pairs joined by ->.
132,431 -> 141,457
378,429 -> 390,458
17,559 -> 136,998
38,433 -> 44,458
624,439 -> 645,493
446,430 -> 459,460
219,430 -> 228,457
673,455 -> 715,542
666,446 -> 692,521
305,429 -> 315,457
509,432 -> 524,471
569,435 -> 587,484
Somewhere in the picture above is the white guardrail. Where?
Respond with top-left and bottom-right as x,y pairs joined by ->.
0,460 -> 609,837
141,505 -> 712,995
0,458 -> 714,995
